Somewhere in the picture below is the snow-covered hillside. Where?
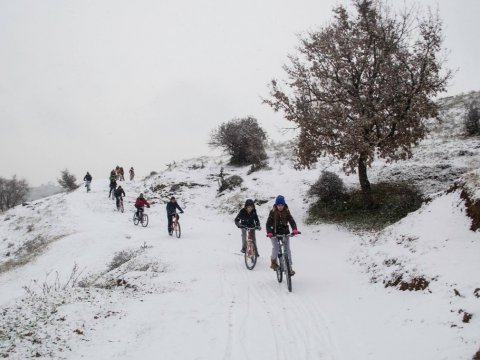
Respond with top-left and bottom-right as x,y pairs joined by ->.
0,135 -> 479,359
1,92 -> 480,359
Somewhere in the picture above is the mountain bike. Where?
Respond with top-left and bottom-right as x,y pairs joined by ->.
273,233 -> 300,292
116,196 -> 124,213
133,209 -> 149,227
170,213 -> 181,238
243,226 -> 258,270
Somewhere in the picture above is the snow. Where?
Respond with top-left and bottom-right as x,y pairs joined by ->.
1,94 -> 480,359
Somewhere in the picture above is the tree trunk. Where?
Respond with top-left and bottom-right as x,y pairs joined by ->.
358,154 -> 373,208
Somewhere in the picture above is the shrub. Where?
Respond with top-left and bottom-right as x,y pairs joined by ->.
218,175 -> 243,193
57,169 -> 79,191
307,181 -> 423,230
209,116 -> 268,166
464,102 -> 480,136
0,175 -> 29,211
107,250 -> 137,271
308,171 -> 346,204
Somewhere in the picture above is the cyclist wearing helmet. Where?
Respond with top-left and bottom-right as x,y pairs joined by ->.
134,193 -> 150,219
234,199 -> 261,254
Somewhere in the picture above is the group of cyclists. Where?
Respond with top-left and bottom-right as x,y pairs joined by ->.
235,195 -> 299,275
84,169 -> 299,274
83,169 -> 185,236
133,195 -> 184,236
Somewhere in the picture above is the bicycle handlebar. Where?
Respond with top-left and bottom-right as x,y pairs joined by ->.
267,232 -> 301,238
239,226 -> 260,230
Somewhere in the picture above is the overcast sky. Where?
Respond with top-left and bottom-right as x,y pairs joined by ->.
1,0 -> 479,186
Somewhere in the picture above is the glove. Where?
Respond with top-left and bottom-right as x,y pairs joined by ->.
267,232 -> 273,238
256,226 -> 261,231
180,211 -> 184,214
292,229 -> 299,235
236,223 -> 241,228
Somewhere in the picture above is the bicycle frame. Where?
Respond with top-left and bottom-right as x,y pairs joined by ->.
274,234 -> 294,292
243,227 -> 258,270
117,196 -> 124,212
171,213 -> 181,238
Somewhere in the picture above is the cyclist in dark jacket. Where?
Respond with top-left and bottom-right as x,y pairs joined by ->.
114,185 -> 125,209
108,173 -> 117,199
166,197 -> 184,235
135,193 -> 150,219
234,199 -> 261,254
83,172 -> 92,192
266,195 -> 299,274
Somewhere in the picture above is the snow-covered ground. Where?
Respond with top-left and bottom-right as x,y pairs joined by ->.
0,145 -> 479,359
1,92 -> 480,359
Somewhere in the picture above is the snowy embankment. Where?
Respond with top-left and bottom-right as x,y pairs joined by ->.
0,148 -> 479,359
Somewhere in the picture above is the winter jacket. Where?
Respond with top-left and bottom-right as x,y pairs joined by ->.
266,205 -> 297,235
84,174 -> 92,182
166,201 -> 183,215
114,187 -> 125,197
135,197 -> 150,208
234,208 -> 260,228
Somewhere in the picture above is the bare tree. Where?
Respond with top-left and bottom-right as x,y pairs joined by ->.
0,176 -> 29,211
265,0 -> 451,205
58,169 -> 79,191
209,116 -> 268,166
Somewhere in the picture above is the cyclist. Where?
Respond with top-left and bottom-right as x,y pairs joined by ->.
129,167 -> 135,181
135,193 -> 150,220
119,167 -> 125,181
108,173 -> 117,199
114,185 -> 125,209
83,172 -> 92,192
166,196 -> 184,235
266,195 -> 299,275
234,199 -> 261,254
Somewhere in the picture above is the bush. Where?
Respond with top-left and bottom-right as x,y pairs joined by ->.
218,175 -> 243,193
57,169 -> 79,191
307,181 -> 423,230
107,250 -> 137,271
0,175 -> 29,211
308,171 -> 346,204
465,103 -> 480,136
209,116 -> 268,166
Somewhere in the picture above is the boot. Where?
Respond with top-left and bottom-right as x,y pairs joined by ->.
270,259 -> 278,270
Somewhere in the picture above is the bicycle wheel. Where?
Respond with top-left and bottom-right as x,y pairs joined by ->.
244,242 -> 257,270
174,221 -> 181,238
133,213 -> 139,226
284,254 -> 292,292
141,214 -> 149,227
276,255 -> 283,283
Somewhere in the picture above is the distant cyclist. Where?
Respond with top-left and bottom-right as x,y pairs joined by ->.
114,185 -> 125,209
234,199 -> 261,254
166,196 -> 183,235
129,167 -> 135,181
108,173 -> 117,199
135,193 -> 150,220
83,172 -> 92,192
266,195 -> 299,275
